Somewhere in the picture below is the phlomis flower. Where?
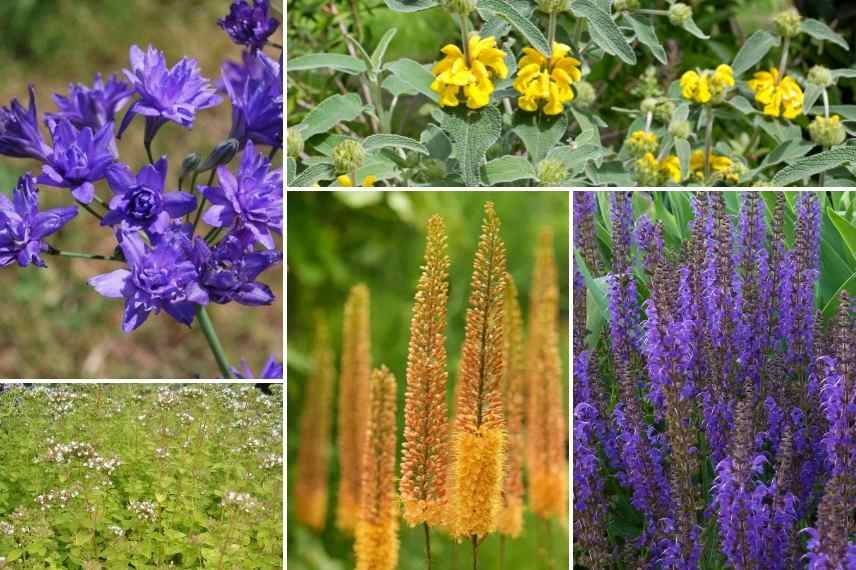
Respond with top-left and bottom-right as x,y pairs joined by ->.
513,42 -> 581,115
747,67 -> 804,119
431,35 -> 508,110
680,65 -> 734,104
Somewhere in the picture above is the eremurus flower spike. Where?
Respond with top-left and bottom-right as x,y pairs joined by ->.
294,315 -> 334,530
525,227 -> 567,521
401,214 -> 451,530
336,284 -> 372,533
498,272 -> 525,538
450,201 -> 507,542
355,366 -> 399,570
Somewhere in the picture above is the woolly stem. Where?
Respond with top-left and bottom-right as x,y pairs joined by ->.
460,15 -> 471,65
196,306 -> 233,379
703,107 -> 715,182
548,12 -> 557,53
423,522 -> 433,570
777,36 -> 791,82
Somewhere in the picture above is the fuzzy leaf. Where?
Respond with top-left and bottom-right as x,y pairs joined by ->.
803,83 -> 824,114
732,30 -> 780,76
287,53 -> 367,75
572,0 -> 637,65
363,134 -> 429,155
771,146 -> 856,185
439,106 -> 502,186
290,163 -> 336,187
481,155 -> 536,184
675,137 -> 691,179
386,59 -> 439,103
547,144 -> 607,172
808,105 -> 856,121
477,0 -> 550,55
624,14 -> 666,64
800,19 -> 849,51
383,0 -> 437,12
371,28 -> 398,70
827,207 -> 856,263
298,93 -> 366,139
511,111 -> 568,164
681,16 -> 709,40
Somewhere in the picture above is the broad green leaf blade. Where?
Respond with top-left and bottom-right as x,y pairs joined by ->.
290,163 -> 336,187
385,59 -> 439,103
547,144 -> 608,173
287,53 -> 367,75
731,30 -> 780,76
808,105 -> 856,121
511,111 -> 568,164
681,16 -> 710,40
624,14 -> 666,64
481,155 -> 536,184
298,93 -> 366,139
371,28 -> 398,70
572,0 -> 637,65
420,124 -> 452,159
803,83 -> 824,114
574,251 -> 608,349
728,95 -> 757,115
363,134 -> 429,155
439,106 -> 502,186
827,207 -> 856,262
381,74 -> 419,97
286,157 -> 297,186
477,0 -> 550,55
344,34 -> 373,69
831,68 -> 856,80
759,139 -> 815,169
675,138 -> 691,179
383,0 -> 437,12
800,19 -> 849,51
771,146 -> 856,186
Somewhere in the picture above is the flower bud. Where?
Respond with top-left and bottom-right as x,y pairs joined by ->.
441,0 -> 477,16
633,153 -> 661,186
774,8 -> 802,38
655,99 -> 676,123
632,66 -> 663,99
199,139 -> 240,172
612,0 -> 639,13
669,120 -> 692,140
640,97 -> 658,114
574,80 -> 596,109
287,127 -> 305,158
536,0 -> 570,14
808,115 -> 846,147
668,3 -> 693,26
807,65 -> 835,89
627,130 -> 659,157
332,139 -> 366,174
179,153 -> 201,179
536,159 -> 568,187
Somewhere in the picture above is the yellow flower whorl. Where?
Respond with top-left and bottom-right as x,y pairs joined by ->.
513,42 -> 581,115
680,64 -> 734,104
431,35 -> 508,109
747,67 -> 804,119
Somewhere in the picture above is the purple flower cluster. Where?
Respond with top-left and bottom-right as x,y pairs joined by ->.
218,0 -> 279,51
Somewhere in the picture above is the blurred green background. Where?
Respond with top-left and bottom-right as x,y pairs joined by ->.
0,1 -> 283,378
286,191 -> 570,569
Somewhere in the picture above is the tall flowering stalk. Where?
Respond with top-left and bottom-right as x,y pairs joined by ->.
354,366 -> 399,570
525,228 -> 567,522
400,215 -> 450,568
573,191 -> 602,275
336,284 -> 372,533
449,202 -> 507,564
498,273 -> 525,539
294,317 -> 334,530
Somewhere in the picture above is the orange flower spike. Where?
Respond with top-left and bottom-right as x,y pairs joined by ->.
526,228 -> 568,521
401,215 -> 451,529
336,284 -> 372,533
295,316 -> 335,530
450,201 -> 508,539
498,273 -> 526,538
355,366 -> 400,570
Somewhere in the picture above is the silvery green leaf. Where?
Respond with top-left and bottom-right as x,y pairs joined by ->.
808,105 -> 856,121
477,0 -> 551,55
803,84 -> 824,114
681,16 -> 709,40
772,146 -> 856,186
547,144 -> 608,173
363,134 -> 430,155
728,95 -> 757,115
383,0 -> 437,12
624,14 -> 667,64
511,111 -> 568,164
759,139 -> 815,169
420,125 -> 452,160
286,158 -> 296,186
831,69 -> 856,80
381,74 -> 419,97
287,53 -> 367,75
371,29 -> 398,70
385,59 -> 440,103
299,94 -> 366,139
675,137 -> 691,179
732,31 -> 780,76
481,156 -> 536,184
439,106 -> 503,186
291,163 -> 336,187
800,19 -> 849,51
572,0 -> 636,65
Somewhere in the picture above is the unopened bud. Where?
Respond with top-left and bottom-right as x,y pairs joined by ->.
287,127 -> 305,158
774,8 -> 802,38
640,97 -> 658,114
574,80 -> 596,109
179,153 -> 201,179
536,0 -> 570,14
441,0 -> 477,16
807,65 -> 835,89
669,3 -> 693,26
536,159 -> 568,186
655,99 -> 676,123
669,120 -> 692,140
809,115 -> 846,147
332,139 -> 366,174
199,139 -> 240,172
612,0 -> 639,13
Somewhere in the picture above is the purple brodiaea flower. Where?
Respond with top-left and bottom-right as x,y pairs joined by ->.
0,86 -> 52,161
0,174 -> 77,268
223,52 -> 282,149
232,355 -> 283,379
101,157 -> 196,237
88,230 -> 209,332
38,119 -> 117,204
192,233 -> 280,305
201,141 -> 282,249
119,45 -> 222,143
48,74 -> 134,130
218,0 -> 279,51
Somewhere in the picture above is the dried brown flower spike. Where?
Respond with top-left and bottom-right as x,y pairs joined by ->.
294,316 -> 334,530
449,202 -> 508,542
354,366 -> 399,570
336,284 -> 371,533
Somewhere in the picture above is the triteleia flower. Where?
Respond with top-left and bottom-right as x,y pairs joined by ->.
231,354 -> 283,379
38,119 -> 117,204
202,141 -> 283,250
295,319 -> 334,529
222,52 -> 283,149
0,86 -> 52,161
119,45 -> 222,143
747,68 -> 804,119
431,35 -> 508,110
513,42 -> 581,115
218,0 -> 280,51
400,215 -> 450,529
450,202 -> 507,538
337,175 -> 376,187
336,284 -> 372,533
48,74 -> 134,130
191,233 -> 280,305
354,366 -> 399,570
526,228 -> 567,521
680,65 -> 734,104
0,174 -> 77,268
101,158 -> 196,236
88,229 -> 209,332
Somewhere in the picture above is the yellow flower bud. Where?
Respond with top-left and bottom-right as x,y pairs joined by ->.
441,0 -> 477,16
774,8 -> 802,38
612,0 -> 640,12
536,0 -> 570,14
627,130 -> 659,157
807,65 -> 835,89
536,159 -> 569,186
286,127 -> 304,158
332,139 -> 366,175
809,115 -> 846,147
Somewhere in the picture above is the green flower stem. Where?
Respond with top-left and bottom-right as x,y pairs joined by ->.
371,77 -> 392,133
635,8 -> 669,16
92,195 -> 109,209
191,170 -> 217,235
196,305 -> 233,379
703,107 -> 715,182
471,534 -> 479,570
548,12 -> 557,52
47,248 -> 122,262
459,14 -> 471,65
423,522 -> 433,570
822,88 -> 830,118
76,200 -> 104,221
777,36 -> 791,82
204,226 -> 224,245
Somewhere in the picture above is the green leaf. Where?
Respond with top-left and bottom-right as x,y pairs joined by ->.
383,0 -> 437,12
290,163 -> 336,187
675,137 -> 691,179
420,124 -> 452,159
381,74 -> 418,97
681,16 -> 710,40
728,95 -> 757,115
574,251 -> 607,349
731,30 -> 780,76
511,111 -> 568,164
298,93 -> 366,139
481,155 -> 536,184
363,134 -> 429,155
286,53 -> 367,75
477,0 -> 550,55
800,19 -> 849,51
371,28 -> 398,70
808,105 -> 856,121
571,0 -> 636,65
385,59 -> 439,103
547,144 -> 607,172
759,139 -> 815,169
439,106 -> 502,186
803,83 -> 824,114
286,157 -> 296,186
831,68 -> 856,81
771,146 -> 856,186
624,14 -> 666,64
827,207 -> 856,262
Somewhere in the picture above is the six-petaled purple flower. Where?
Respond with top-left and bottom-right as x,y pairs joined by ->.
191,233 -> 281,306
48,74 -> 134,130
0,86 -> 52,161
218,0 -> 279,51
223,52 -> 282,149
38,119 -> 117,204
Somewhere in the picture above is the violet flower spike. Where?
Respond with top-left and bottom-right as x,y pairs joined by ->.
218,0 -> 280,51
231,354 -> 283,379
0,85 -> 52,161
38,119 -> 117,204
88,230 -> 209,333
48,73 -> 134,130
101,157 -> 196,238
201,141 -> 282,249
222,52 -> 283,149
0,174 -> 77,268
